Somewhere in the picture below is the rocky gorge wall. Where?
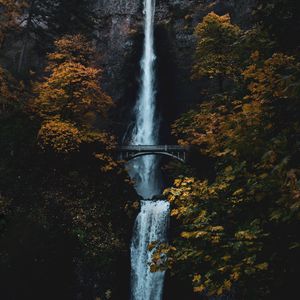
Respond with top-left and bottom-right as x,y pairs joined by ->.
94,0 -> 257,140
0,0 -> 257,136
0,0 -> 257,138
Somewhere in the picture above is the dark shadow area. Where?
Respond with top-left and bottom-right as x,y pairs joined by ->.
155,24 -> 181,144
0,220 -> 77,300
114,29 -> 144,143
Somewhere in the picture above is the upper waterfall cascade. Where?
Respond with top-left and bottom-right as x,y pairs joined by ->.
127,0 -> 170,300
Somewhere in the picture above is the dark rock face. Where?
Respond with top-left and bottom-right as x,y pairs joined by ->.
93,1 -> 144,138
94,0 -> 257,139
94,1 -> 143,100
0,0 -> 256,137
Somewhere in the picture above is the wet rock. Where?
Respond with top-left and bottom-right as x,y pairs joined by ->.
93,0 -> 257,135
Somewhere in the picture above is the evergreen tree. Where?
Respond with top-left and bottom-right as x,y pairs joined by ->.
15,0 -> 98,73
254,0 -> 300,50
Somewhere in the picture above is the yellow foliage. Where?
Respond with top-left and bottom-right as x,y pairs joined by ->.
217,286 -> 224,295
222,255 -> 231,262
0,0 -> 26,46
193,285 -> 205,293
224,279 -> 232,291
174,178 -> 183,187
38,120 -> 81,153
233,188 -> 244,196
255,262 -> 269,271
47,34 -> 95,68
210,226 -> 224,232
243,53 -> 299,102
30,35 -> 116,170
193,12 -> 242,81
235,230 -> 257,241
32,61 -> 112,122
94,153 -> 118,173
230,272 -> 240,281
193,274 -> 202,283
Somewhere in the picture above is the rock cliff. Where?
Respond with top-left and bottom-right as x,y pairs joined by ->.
1,1 -> 257,137
94,0 -> 257,139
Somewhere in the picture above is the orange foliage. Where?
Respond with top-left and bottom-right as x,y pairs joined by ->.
47,34 -> 96,68
38,120 -> 81,153
30,34 -> 115,162
0,0 -> 26,46
243,52 -> 300,102
193,12 -> 241,81
32,61 -> 112,122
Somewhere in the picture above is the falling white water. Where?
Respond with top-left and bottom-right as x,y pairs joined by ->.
128,0 -> 159,199
131,201 -> 169,300
127,0 -> 170,300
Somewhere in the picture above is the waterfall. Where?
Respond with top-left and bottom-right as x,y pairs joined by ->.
128,0 -> 159,199
131,201 -> 169,300
127,0 -> 170,299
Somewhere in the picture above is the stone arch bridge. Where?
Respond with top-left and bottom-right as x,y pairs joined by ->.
117,145 -> 189,163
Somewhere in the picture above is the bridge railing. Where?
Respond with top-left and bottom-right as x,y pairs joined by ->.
118,145 -> 189,152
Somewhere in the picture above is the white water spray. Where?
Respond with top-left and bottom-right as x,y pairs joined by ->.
128,0 -> 170,299
131,201 -> 169,300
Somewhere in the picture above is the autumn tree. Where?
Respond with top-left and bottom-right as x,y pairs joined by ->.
0,0 -> 25,47
30,34 -> 115,170
153,13 -> 300,300
47,34 -> 95,68
192,12 -> 241,91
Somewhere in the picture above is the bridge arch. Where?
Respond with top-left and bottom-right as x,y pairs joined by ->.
117,145 -> 189,164
125,151 -> 185,163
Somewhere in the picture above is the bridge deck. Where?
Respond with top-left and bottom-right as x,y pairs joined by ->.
117,145 -> 189,163
118,145 -> 188,152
